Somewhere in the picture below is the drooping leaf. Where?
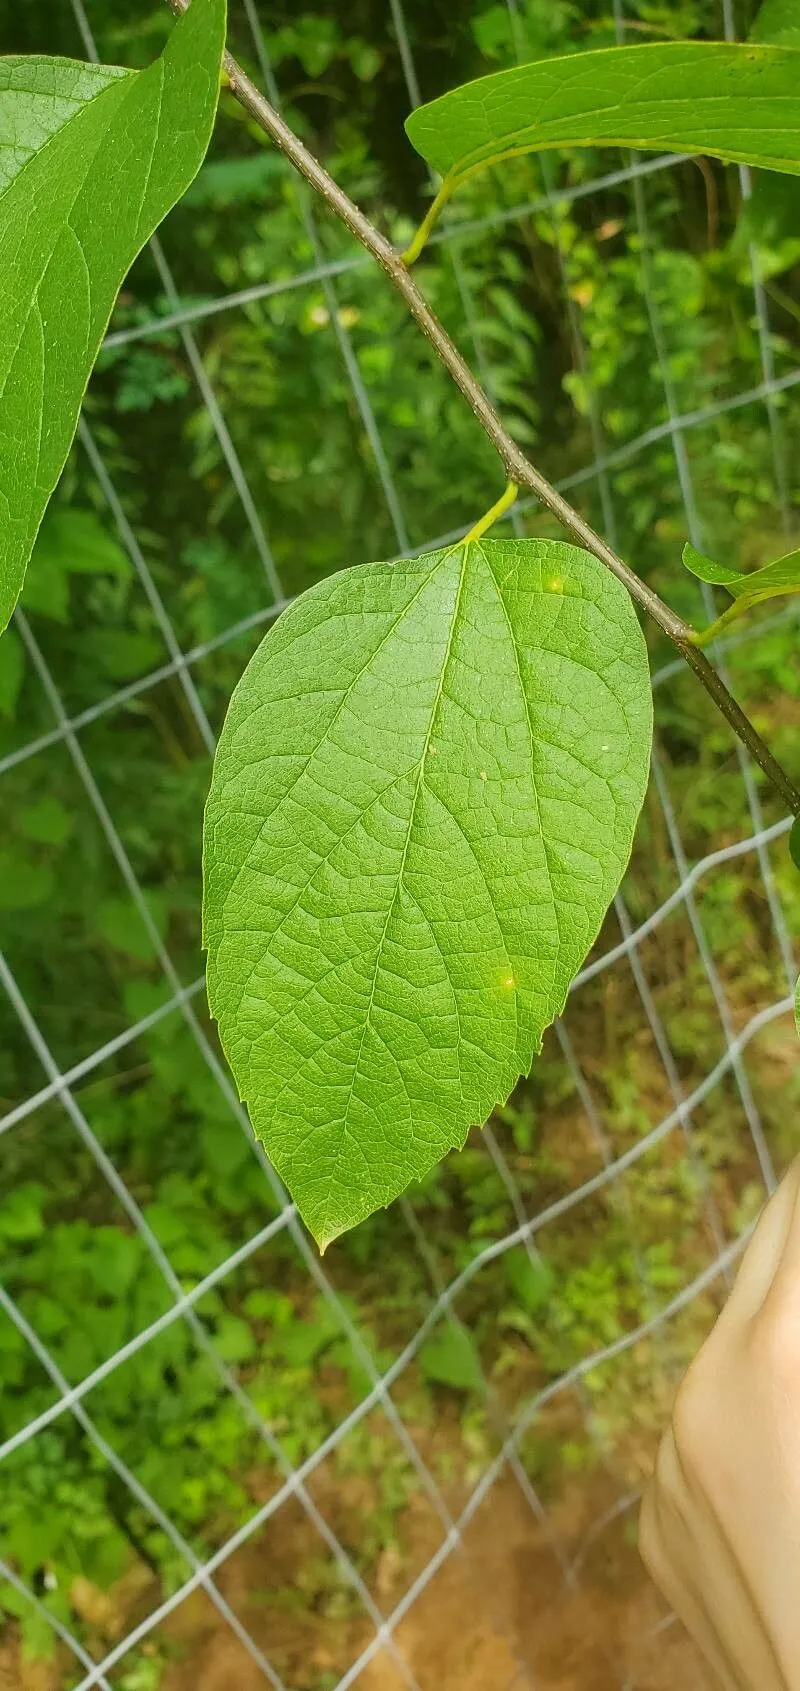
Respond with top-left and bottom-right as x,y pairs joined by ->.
504,1249 -> 556,1314
419,1325 -> 484,1393
96,893 -> 167,962
683,540 -> 800,607
34,509 -> 130,581
18,797 -> 73,846
0,854 -> 55,912
0,0 -> 226,635
404,42 -> 800,205
751,0 -> 800,47
184,151 -> 284,208
83,628 -> 165,682
203,538 -> 653,1247
20,507 -> 131,623
790,814 -> 800,873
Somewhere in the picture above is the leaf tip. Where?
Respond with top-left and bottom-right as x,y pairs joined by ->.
682,540 -> 706,575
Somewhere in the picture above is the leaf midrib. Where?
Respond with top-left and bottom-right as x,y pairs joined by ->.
214,558 -> 451,1018
308,544 -> 471,1236
480,542 -> 563,999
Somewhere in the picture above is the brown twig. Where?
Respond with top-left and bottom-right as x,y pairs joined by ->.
165,0 -> 800,815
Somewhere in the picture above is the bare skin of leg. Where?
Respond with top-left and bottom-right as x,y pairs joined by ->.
640,1158 -> 800,1691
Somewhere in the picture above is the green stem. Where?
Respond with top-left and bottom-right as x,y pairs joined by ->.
689,597 -> 752,649
402,176 -> 458,265
463,481 -> 519,544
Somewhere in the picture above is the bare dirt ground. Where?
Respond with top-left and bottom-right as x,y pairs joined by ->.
0,1346 -> 721,1691
153,1473 -> 713,1691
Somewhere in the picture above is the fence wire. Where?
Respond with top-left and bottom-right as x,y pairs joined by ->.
0,0 -> 798,1686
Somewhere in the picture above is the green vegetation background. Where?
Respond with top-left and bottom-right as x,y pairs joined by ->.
0,0 -> 798,1683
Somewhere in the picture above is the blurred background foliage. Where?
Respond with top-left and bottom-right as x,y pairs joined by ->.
0,0 -> 799,1684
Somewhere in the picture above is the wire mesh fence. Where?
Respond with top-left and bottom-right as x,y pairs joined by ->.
1,0 -> 798,1686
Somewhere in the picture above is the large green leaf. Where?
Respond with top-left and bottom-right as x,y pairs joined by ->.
0,0 -> 226,634
683,541 -> 800,606
203,538 -> 652,1247
404,42 -> 800,202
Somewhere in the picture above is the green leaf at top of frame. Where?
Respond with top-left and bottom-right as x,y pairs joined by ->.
682,540 -> 800,608
404,42 -> 800,192
203,537 -> 653,1249
751,0 -> 800,48
0,0 -> 226,637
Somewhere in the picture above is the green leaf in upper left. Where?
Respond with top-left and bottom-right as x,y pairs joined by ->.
0,0 -> 226,635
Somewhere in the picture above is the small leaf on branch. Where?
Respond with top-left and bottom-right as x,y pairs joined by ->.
683,540 -> 800,611
0,0 -> 226,635
203,538 -> 652,1248
682,544 -> 748,594
683,540 -> 800,604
